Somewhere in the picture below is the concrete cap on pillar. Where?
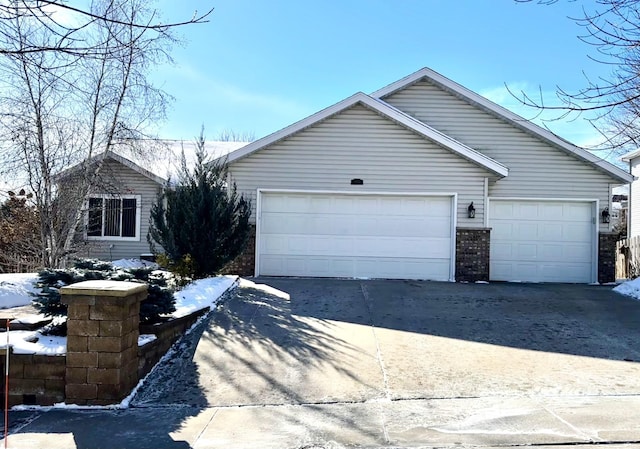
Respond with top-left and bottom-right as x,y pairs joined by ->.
60,280 -> 148,297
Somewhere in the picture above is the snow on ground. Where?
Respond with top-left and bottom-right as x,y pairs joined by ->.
5,329 -> 66,355
613,277 -> 640,300
111,258 -> 158,269
0,273 -> 40,308
138,334 -> 157,346
0,272 -> 238,356
172,275 -> 238,318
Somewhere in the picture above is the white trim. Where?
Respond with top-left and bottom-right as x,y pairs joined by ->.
84,194 -> 142,242
257,188 -> 460,197
56,151 -> 166,185
254,188 -> 263,277
255,189 -> 457,280
487,197 -> 599,283
450,193 -> 458,282
483,177 -> 489,228
226,93 -> 509,178
595,199 -> 600,284
373,67 -> 632,184
621,148 -> 640,162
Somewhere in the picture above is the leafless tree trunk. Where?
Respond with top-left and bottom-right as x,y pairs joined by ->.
0,0 -> 188,267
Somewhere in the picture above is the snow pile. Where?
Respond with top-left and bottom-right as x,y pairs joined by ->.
172,275 -> 238,318
613,277 -> 640,300
138,334 -> 157,346
111,258 -> 158,269
5,330 -> 66,355
0,273 -> 238,356
0,273 -> 39,308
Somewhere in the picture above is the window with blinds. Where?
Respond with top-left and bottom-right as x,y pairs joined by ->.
85,196 -> 140,240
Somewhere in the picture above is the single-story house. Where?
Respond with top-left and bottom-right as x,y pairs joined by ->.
57,141 -> 246,261
622,150 -> 640,237
222,67 -> 631,283
63,68 -> 630,283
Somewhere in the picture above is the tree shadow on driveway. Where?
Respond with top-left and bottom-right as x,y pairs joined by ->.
130,278 -> 388,445
257,277 -> 640,362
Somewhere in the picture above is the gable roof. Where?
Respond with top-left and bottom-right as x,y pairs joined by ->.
621,148 -> 640,162
55,141 -> 248,185
226,92 -> 509,178
55,150 -> 166,185
372,67 -> 632,184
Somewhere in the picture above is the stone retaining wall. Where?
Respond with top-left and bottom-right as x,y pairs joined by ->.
138,308 -> 209,379
0,353 -> 66,407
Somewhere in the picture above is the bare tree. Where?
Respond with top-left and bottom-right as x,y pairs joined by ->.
513,0 -> 640,153
0,0 -> 193,267
0,0 -> 212,56
216,128 -> 256,142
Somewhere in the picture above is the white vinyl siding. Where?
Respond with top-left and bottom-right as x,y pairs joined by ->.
82,159 -> 161,261
229,105 -> 491,227
629,158 -> 640,237
258,191 -> 455,280
383,80 -> 617,231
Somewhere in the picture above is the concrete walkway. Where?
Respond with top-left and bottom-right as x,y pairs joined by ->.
3,395 -> 640,448
4,278 -> 640,448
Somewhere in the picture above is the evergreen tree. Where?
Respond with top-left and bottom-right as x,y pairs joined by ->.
148,132 -> 251,278
33,259 -> 176,325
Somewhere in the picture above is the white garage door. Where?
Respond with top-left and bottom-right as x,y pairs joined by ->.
489,199 -> 596,283
257,192 -> 454,280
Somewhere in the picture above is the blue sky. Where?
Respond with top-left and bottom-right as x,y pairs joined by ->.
153,0 -> 610,149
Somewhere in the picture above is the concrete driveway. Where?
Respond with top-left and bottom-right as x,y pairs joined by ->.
138,278 -> 640,406
127,277 -> 640,448
7,278 -> 640,449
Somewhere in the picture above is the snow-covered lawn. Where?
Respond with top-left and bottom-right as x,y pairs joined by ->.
0,266 -> 238,355
613,277 -> 640,300
0,273 -> 40,308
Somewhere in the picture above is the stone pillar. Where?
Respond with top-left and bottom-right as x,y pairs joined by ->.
599,232 -> 619,283
60,280 -> 147,405
455,228 -> 491,282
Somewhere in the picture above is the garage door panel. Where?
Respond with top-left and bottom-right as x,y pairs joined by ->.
258,192 -> 453,280
490,199 -> 594,283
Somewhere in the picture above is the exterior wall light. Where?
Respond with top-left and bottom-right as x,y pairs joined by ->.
601,207 -> 610,224
468,202 -> 476,219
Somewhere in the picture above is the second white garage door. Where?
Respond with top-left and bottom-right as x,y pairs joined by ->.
257,191 -> 454,280
489,199 -> 596,283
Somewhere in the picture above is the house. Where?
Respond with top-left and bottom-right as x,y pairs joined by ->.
223,67 -> 632,283
621,150 -> 640,238
57,141 -> 246,261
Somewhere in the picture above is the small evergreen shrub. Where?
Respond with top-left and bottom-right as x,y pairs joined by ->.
33,259 -> 177,332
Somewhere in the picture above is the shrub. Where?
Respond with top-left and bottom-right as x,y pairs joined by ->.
32,259 -> 176,331
148,131 -> 251,278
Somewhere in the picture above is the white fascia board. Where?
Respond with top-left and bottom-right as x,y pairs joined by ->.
106,151 -> 166,185
373,67 -> 633,184
54,150 -> 166,185
225,93 -> 368,165
369,97 -> 508,177
621,148 -> 640,162
226,92 -> 508,177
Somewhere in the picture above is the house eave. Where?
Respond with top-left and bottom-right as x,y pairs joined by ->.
225,92 -> 509,178
372,67 -> 633,184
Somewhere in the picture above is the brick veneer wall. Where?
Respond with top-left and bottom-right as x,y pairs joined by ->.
456,228 -> 491,282
221,225 -> 256,276
599,232 -> 619,283
0,353 -> 66,407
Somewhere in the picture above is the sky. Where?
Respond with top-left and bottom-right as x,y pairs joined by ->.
150,1 -> 614,151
